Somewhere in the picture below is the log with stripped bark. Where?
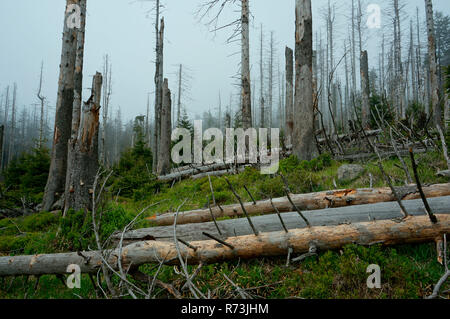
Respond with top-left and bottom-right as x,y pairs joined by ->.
117,196 -> 450,244
1,214 -> 449,276
150,183 -> 450,226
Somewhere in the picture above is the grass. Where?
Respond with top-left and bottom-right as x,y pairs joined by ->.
0,151 -> 449,299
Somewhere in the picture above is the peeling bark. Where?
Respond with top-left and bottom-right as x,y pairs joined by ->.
64,73 -> 102,213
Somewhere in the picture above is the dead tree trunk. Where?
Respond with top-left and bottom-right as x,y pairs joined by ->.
157,79 -> 172,176
241,0 -> 252,129
120,196 -> 450,243
64,73 -> 102,213
293,0 -> 317,161
1,214 -> 449,276
37,62 -> 46,149
425,0 -> 442,128
259,25 -> 265,128
152,183 -> 450,226
285,46 -> 294,146
152,3 -> 163,173
42,0 -> 79,212
360,50 -> 370,128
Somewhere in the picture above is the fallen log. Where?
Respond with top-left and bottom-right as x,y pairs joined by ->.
150,183 -> 450,226
191,166 -> 248,180
1,214 -> 449,276
336,148 -> 427,161
118,196 -> 450,244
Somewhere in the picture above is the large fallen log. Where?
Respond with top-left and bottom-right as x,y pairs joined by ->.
118,196 -> 450,244
1,214 -> 449,276
150,183 -> 450,226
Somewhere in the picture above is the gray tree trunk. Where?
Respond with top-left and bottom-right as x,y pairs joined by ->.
293,0 -> 317,161
241,0 -> 252,129
42,0 -> 79,212
64,72 -> 102,213
259,25 -> 265,128
425,0 -> 442,128
285,46 -> 294,146
360,50 -> 370,128
157,79 -> 172,176
152,2 -> 162,173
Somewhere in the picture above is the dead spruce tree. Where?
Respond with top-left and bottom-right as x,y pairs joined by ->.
157,79 -> 172,175
42,0 -> 79,212
153,0 -> 164,173
360,50 -> 370,128
285,46 -> 294,146
64,73 -> 103,213
425,0 -> 442,128
293,0 -> 317,161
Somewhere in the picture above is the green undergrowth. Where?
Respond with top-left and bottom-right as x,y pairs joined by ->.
0,149 -> 449,299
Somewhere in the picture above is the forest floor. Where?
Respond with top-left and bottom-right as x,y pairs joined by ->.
0,151 -> 449,299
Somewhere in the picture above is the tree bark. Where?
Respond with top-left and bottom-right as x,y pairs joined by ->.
425,0 -> 442,128
241,0 -> 252,129
2,213 -> 450,276
64,72 -> 102,213
285,46 -> 294,146
360,50 -> 370,128
293,0 -> 317,161
157,79 -> 171,176
119,196 -> 450,243
151,183 -> 450,226
152,4 -> 163,173
42,0 -> 79,212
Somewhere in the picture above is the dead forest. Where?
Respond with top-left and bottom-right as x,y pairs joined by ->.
0,0 -> 449,300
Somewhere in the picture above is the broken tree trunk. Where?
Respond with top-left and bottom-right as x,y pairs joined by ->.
293,0 -> 317,161
1,214 -> 449,276
157,78 -> 172,176
42,0 -> 79,212
151,183 -> 450,226
64,72 -> 102,213
125,196 -> 450,243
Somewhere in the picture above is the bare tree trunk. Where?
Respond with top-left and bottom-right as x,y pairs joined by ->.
2,213 -> 450,276
101,54 -> 112,166
0,125 -> 3,171
425,0 -> 442,128
259,25 -> 265,128
241,0 -> 252,129
152,1 -> 162,173
8,84 -> 16,164
42,0 -> 79,212
360,50 -> 370,128
285,46 -> 294,146
157,79 -> 172,176
177,64 -> 182,124
293,0 -> 317,161
64,72 -> 102,213
37,62 -> 46,149
2,86 -> 9,171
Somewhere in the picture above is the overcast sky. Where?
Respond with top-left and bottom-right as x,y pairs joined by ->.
0,0 -> 449,123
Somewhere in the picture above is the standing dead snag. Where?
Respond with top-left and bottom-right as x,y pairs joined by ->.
285,46 -> 294,146
64,72 -> 103,213
42,0 -> 79,212
425,0 -> 442,128
241,0 -> 252,130
360,50 -> 370,129
157,78 -> 171,176
293,0 -> 317,161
